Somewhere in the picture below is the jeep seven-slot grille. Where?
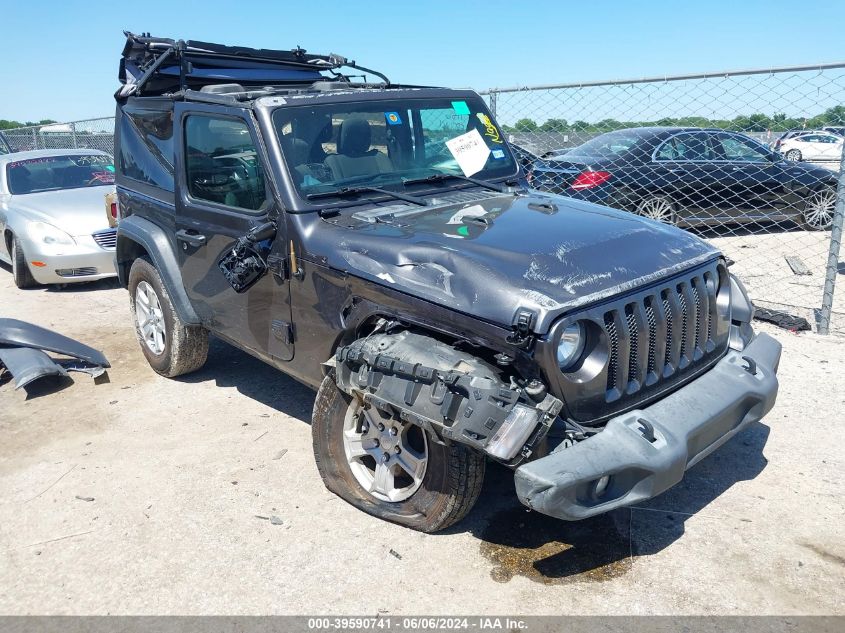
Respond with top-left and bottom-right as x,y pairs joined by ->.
603,271 -> 720,402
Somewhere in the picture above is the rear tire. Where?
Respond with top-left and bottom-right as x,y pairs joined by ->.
128,256 -> 208,377
635,194 -> 679,225
11,237 -> 38,289
785,149 -> 802,162
312,372 -> 485,532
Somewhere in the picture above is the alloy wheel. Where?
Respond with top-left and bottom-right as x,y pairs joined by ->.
804,189 -> 837,230
342,402 -> 428,502
637,196 -> 676,224
135,280 -> 166,355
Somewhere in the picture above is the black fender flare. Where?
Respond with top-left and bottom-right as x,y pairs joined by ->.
116,216 -> 201,325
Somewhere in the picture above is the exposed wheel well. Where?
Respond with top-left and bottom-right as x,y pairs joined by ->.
115,237 -> 150,288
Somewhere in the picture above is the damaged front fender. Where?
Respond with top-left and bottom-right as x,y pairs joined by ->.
334,331 -> 562,465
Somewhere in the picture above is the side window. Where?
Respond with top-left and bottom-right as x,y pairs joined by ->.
716,134 -> 769,162
184,115 -> 266,211
655,133 -> 714,161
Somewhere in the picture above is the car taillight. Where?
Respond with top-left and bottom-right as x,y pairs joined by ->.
110,201 -> 118,220
526,170 -> 533,185
571,170 -> 612,190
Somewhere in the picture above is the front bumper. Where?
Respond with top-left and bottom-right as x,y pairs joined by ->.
514,332 -> 781,520
26,235 -> 117,285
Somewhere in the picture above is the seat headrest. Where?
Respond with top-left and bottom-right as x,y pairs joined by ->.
338,118 -> 372,157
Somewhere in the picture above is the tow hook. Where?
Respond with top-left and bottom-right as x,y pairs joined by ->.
741,356 -> 758,376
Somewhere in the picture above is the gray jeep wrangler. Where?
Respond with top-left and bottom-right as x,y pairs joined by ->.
113,34 -> 781,532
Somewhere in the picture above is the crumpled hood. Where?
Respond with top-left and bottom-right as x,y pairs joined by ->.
309,192 -> 720,332
6,186 -> 114,236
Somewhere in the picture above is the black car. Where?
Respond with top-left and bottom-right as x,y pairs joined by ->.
113,34 -> 780,533
528,127 -> 837,229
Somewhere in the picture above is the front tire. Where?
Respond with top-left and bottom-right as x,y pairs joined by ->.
786,149 -> 802,162
802,187 -> 836,230
128,256 -> 208,377
312,372 -> 485,532
11,236 -> 38,289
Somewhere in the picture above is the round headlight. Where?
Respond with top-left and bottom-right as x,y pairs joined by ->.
556,322 -> 585,370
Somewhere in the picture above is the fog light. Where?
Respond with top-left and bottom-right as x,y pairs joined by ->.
486,404 -> 540,461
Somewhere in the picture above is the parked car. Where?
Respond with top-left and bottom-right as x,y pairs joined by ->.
0,149 -> 118,288
527,127 -> 837,229
114,34 -> 780,533
507,141 -> 541,173
822,126 -> 845,137
778,131 -> 843,162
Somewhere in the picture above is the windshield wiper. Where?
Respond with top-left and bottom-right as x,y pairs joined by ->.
307,185 -> 428,207
401,172 -> 512,194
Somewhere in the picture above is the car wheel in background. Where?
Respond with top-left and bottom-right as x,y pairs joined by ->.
785,149 -> 802,162
128,256 -> 208,377
11,236 -> 38,289
311,371 -> 485,532
802,187 -> 836,230
635,194 -> 679,225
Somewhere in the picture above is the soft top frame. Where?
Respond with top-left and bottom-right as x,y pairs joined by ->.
116,32 -> 391,100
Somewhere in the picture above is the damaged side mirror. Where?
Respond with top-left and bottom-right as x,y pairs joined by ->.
218,221 -> 277,293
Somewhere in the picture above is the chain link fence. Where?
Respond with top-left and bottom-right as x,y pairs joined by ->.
483,63 -> 845,334
2,63 -> 844,333
2,117 -> 115,155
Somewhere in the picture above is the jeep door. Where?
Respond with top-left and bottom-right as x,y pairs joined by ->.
173,104 -> 294,361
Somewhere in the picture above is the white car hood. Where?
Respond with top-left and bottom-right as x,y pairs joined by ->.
8,186 -> 115,237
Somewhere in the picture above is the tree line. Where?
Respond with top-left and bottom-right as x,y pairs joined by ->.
0,118 -> 57,131
503,105 -> 845,134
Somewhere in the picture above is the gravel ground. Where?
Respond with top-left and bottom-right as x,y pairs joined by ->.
0,269 -> 843,615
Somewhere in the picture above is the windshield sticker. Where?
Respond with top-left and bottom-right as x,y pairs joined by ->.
476,113 -> 502,143
385,112 -> 402,125
90,172 -> 116,184
451,100 -> 471,115
445,129 -> 491,177
491,149 -> 505,159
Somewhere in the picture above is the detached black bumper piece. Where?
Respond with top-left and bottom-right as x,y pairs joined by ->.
514,332 -> 781,520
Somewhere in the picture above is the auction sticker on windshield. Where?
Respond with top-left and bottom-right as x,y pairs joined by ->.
445,129 -> 491,177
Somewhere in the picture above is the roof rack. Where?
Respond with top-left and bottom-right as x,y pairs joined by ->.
116,32 -> 390,100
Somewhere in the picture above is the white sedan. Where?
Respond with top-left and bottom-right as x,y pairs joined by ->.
779,132 -> 843,162
0,149 -> 117,288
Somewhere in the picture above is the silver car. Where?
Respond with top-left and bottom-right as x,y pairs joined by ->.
0,149 -> 117,288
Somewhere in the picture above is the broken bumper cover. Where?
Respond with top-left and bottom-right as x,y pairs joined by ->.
514,332 -> 782,520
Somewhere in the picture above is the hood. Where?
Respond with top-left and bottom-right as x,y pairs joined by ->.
308,191 -> 720,332
7,186 -> 115,236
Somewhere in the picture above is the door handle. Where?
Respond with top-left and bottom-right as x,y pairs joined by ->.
176,229 -> 206,247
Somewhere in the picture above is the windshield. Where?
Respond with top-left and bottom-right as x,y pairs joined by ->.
272,96 -> 517,203
564,131 -> 643,158
6,154 -> 115,195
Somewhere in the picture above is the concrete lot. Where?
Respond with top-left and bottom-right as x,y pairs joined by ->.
0,269 -> 843,615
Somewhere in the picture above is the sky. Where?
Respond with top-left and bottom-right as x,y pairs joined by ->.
1,0 -> 845,123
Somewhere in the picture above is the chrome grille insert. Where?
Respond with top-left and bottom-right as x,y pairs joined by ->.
92,229 -> 117,250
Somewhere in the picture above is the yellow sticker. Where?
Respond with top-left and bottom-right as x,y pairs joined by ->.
476,113 -> 502,144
